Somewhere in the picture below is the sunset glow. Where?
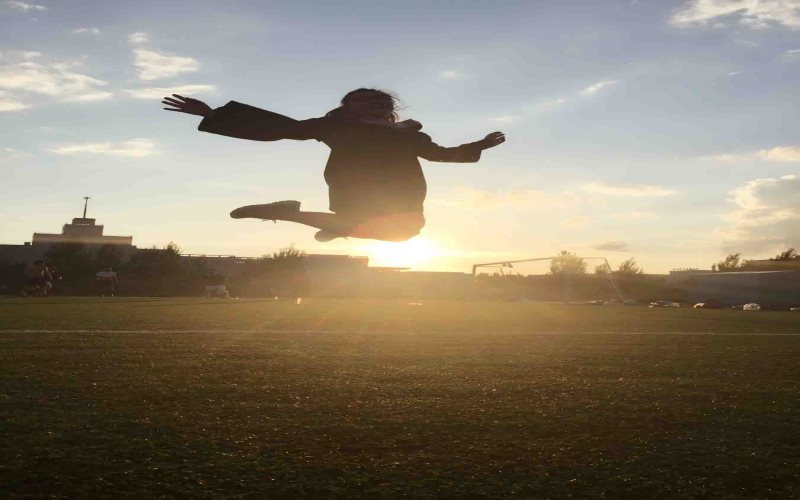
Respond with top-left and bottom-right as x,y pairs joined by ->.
359,237 -> 444,269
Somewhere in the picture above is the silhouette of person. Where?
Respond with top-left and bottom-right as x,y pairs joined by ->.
163,89 -> 505,242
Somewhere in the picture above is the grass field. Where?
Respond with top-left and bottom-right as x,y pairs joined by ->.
2,298 -> 799,498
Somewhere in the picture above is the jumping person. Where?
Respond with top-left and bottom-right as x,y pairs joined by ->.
162,89 -> 506,242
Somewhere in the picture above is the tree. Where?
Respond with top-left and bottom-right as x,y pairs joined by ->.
772,248 -> 798,261
95,244 -> 124,270
45,243 -> 93,280
271,245 -> 306,263
594,263 -> 609,275
549,251 -> 586,276
711,253 -> 743,272
616,257 -> 643,276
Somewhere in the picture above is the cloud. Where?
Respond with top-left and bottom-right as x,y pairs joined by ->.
50,138 -> 157,157
581,181 -> 677,197
670,0 -> 800,30
727,70 -> 742,76
594,240 -> 631,252
489,115 -> 521,124
699,145 -> 800,163
784,48 -> 800,60
5,1 -> 47,11
717,174 -> 800,253
133,48 -> 199,81
0,50 -> 111,107
72,27 -> 100,35
438,70 -> 465,80
63,91 -> 113,102
128,32 -> 149,45
441,186 -> 580,210
757,145 -> 800,162
0,90 -> 29,111
580,80 -> 618,96
699,152 -> 753,162
125,84 -> 215,99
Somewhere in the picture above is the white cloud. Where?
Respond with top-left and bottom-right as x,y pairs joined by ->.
0,50 -> 41,60
699,152 -> 754,162
581,181 -> 677,197
63,91 -> 113,102
489,115 -> 521,123
5,1 -> 47,12
72,27 -> 100,35
125,84 -> 215,99
0,90 -> 29,111
699,146 -> 800,163
523,97 -> 567,115
717,174 -> 800,253
133,48 -> 199,81
438,70 -> 465,80
757,145 -> 800,162
441,186 -> 580,210
671,0 -> 800,30
128,32 -> 149,45
580,80 -> 618,96
734,38 -> 759,47
784,48 -> 800,60
727,70 -> 742,76
0,51 -> 111,108
50,138 -> 157,157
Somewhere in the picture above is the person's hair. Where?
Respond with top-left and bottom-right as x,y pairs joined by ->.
326,88 -> 400,122
34,260 -> 44,265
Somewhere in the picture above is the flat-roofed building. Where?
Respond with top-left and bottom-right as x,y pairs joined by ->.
687,271 -> 800,307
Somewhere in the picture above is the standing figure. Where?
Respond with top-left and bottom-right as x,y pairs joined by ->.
163,88 -> 505,242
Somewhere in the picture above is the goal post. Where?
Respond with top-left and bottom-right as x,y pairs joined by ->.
471,255 -> 626,303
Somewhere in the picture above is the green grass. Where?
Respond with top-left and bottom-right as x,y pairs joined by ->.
1,298 -> 799,498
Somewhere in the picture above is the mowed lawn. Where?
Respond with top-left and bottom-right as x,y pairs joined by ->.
1,298 -> 799,498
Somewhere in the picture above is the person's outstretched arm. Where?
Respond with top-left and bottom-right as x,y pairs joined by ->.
162,94 -> 324,141
417,131 -> 506,163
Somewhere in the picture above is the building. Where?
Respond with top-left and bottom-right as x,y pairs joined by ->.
0,200 -> 136,266
686,271 -> 800,307
32,217 -> 132,246
667,268 -> 713,285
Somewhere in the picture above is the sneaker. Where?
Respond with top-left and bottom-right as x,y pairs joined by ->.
229,200 -> 301,221
314,229 -> 342,242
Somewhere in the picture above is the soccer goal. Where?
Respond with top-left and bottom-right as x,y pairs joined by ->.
471,255 -> 626,303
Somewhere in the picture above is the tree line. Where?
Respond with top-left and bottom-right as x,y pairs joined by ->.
711,248 -> 799,272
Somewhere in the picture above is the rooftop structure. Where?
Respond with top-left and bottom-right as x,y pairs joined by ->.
30,197 -> 133,246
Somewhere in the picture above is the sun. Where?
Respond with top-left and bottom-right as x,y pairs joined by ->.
359,237 -> 443,269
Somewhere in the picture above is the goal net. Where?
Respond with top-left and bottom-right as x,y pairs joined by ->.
471,256 -> 625,303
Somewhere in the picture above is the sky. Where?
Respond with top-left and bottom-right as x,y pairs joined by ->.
1,0 -> 799,273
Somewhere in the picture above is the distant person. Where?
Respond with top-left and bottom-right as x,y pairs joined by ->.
23,260 -> 53,297
162,89 -> 506,242
204,273 -> 230,298
95,267 -> 118,297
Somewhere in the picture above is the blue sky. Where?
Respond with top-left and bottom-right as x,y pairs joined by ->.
1,0 -> 799,272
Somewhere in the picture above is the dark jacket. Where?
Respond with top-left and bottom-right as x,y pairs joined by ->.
199,101 -> 486,217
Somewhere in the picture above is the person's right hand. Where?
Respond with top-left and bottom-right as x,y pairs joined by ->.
162,94 -> 212,117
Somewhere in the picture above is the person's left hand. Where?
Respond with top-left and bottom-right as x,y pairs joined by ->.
482,131 -> 506,149
162,94 -> 213,117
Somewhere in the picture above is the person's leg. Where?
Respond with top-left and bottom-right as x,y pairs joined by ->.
231,201 -> 353,235
277,211 -> 357,234
230,200 -> 424,242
